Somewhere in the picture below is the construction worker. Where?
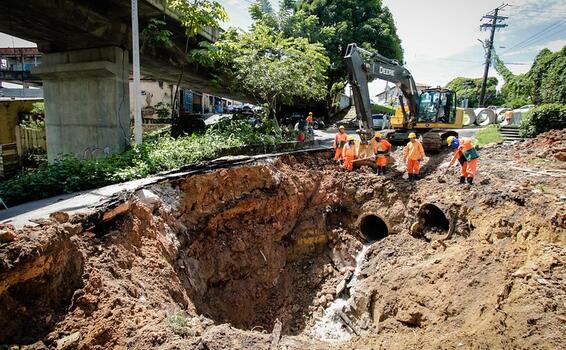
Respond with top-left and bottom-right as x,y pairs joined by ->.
333,125 -> 348,165
403,132 -> 425,181
306,112 -> 314,136
342,135 -> 357,171
373,132 -> 392,175
446,136 -> 479,185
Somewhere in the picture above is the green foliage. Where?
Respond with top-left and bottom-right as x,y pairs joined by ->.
371,104 -> 395,115
519,103 -> 566,138
474,125 -> 502,146
494,46 -> 565,107
445,77 -> 499,107
166,0 -> 227,38
167,311 -> 189,335
30,102 -> 45,115
19,118 -> 45,130
298,0 -> 403,82
154,102 -> 171,120
0,118 -> 293,207
141,19 -> 173,52
195,24 -> 329,116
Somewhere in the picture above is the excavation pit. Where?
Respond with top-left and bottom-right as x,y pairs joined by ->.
358,214 -> 389,242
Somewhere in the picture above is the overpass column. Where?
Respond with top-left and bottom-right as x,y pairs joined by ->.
34,47 -> 130,162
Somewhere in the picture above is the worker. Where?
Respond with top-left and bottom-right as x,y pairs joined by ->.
342,135 -> 357,171
306,112 -> 314,136
446,136 -> 479,185
373,132 -> 392,175
403,132 -> 425,181
333,125 -> 348,165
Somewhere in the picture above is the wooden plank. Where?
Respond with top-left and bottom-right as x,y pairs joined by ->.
15,126 -> 22,156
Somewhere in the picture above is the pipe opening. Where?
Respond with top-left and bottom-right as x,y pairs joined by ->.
418,204 -> 449,232
359,214 -> 389,242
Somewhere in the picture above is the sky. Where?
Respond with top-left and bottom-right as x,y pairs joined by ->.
2,0 -> 565,96
215,0 -> 566,96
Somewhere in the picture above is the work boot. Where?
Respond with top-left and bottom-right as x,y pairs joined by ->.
376,167 -> 382,175
413,174 -> 419,181
408,174 -> 414,181
382,166 -> 387,175
467,177 -> 474,185
459,176 -> 466,184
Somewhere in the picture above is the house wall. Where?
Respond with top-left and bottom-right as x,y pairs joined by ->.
0,100 -> 34,144
129,80 -> 176,119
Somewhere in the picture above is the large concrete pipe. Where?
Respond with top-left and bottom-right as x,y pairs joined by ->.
474,108 -> 496,126
462,108 -> 476,127
357,213 -> 389,242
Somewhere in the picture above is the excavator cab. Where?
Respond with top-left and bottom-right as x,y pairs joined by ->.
417,88 -> 457,125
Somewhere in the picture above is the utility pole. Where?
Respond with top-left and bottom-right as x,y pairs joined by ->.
478,3 -> 508,107
131,0 -> 143,145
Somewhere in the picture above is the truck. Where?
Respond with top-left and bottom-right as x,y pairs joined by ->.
344,43 -> 463,151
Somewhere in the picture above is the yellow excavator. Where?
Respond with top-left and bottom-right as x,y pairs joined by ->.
344,43 -> 463,151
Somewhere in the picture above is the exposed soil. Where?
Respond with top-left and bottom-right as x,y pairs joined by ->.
1,131 -> 565,350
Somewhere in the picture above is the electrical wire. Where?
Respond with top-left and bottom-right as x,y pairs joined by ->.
500,19 -> 566,56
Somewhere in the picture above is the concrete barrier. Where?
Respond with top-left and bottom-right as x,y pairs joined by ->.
495,108 -> 511,124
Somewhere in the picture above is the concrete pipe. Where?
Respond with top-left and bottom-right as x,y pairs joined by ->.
410,203 -> 457,241
462,108 -> 476,126
474,108 -> 496,126
495,108 -> 511,124
357,213 -> 389,242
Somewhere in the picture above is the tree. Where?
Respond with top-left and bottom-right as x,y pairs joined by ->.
446,77 -> 501,108
298,0 -> 403,82
493,53 -> 533,108
194,25 -> 330,118
493,46 -> 565,108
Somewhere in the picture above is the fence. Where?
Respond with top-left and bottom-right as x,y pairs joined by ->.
14,125 -> 47,156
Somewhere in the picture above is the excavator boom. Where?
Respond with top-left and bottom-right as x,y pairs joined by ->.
344,43 -> 419,129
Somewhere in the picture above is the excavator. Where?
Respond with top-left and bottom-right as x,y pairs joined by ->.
344,43 -> 463,152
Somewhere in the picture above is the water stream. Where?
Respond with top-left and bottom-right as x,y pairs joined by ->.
311,244 -> 371,341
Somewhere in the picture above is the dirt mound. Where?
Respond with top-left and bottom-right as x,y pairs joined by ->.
517,128 -> 566,162
0,146 -> 564,350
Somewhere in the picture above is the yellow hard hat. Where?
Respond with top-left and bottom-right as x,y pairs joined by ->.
408,132 -> 417,139
375,132 -> 382,138
339,125 -> 345,130
309,112 -> 313,115
348,135 -> 356,141
446,136 -> 455,146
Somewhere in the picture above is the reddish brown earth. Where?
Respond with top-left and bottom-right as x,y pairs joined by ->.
0,132 -> 564,350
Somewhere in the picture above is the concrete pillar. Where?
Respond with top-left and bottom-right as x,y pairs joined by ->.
33,47 -> 130,162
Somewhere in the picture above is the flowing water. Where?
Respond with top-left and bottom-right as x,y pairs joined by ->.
311,244 -> 371,341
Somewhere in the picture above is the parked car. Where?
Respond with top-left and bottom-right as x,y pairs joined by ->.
372,114 -> 389,130
281,113 -> 305,129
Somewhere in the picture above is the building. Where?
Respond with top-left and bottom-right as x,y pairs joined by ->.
0,47 -> 42,86
374,83 -> 431,106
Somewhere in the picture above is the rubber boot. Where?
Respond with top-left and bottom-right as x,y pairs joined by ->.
409,173 -> 414,181
382,166 -> 387,175
459,176 -> 466,184
467,177 -> 474,185
413,174 -> 419,181
377,167 -> 382,175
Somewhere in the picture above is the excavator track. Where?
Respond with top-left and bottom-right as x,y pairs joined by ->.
421,130 -> 458,153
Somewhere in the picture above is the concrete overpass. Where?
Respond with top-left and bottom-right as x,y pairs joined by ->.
0,0 -> 241,161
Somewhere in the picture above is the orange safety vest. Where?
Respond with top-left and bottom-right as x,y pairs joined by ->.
334,132 -> 348,149
373,139 -> 391,156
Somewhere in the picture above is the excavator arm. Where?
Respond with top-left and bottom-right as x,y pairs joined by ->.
344,43 -> 419,130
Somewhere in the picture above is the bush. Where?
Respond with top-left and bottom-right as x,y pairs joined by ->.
371,104 -> 396,115
0,118 -> 290,207
519,103 -> 566,137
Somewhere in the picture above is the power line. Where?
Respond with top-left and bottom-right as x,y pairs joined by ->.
500,19 -> 565,55
478,3 -> 509,107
